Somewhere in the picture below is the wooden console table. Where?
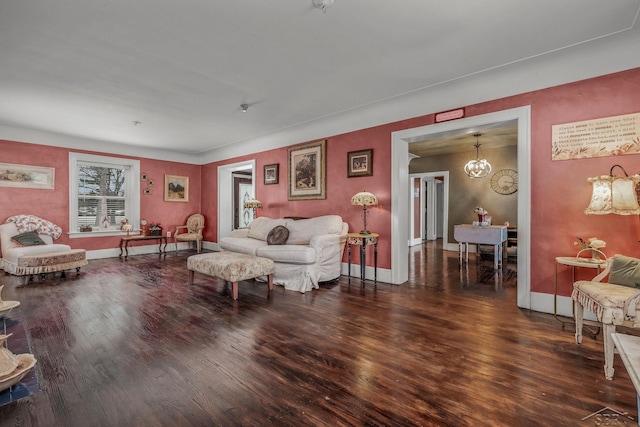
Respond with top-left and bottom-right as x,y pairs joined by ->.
119,235 -> 167,259
453,224 -> 507,270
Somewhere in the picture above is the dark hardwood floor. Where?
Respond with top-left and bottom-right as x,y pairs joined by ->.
0,241 -> 637,426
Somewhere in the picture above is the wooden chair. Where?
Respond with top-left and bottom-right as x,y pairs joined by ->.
572,254 -> 640,379
174,214 -> 205,253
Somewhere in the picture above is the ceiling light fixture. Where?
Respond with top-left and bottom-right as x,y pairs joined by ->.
464,133 -> 492,179
241,104 -> 248,113
312,0 -> 334,13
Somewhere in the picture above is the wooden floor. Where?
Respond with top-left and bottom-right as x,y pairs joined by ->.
0,242 -> 637,426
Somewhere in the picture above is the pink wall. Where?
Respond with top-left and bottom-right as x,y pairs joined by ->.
0,140 -> 201,254
3,67 -> 640,298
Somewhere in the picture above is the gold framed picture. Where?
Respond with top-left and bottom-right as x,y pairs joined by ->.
288,140 -> 326,200
264,163 -> 279,185
164,174 -> 189,202
0,162 -> 55,189
347,149 -> 373,177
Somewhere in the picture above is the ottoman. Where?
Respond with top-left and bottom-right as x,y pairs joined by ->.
187,252 -> 275,300
16,249 -> 88,282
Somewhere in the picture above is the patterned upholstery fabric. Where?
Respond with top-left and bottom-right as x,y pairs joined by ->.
572,281 -> 640,327
5,215 -> 62,239
187,252 -> 274,283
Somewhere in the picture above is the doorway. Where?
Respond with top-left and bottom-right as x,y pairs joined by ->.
217,160 -> 255,246
391,106 -> 531,309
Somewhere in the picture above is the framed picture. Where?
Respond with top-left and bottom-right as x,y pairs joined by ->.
288,140 -> 326,200
164,174 -> 189,202
141,172 -> 148,181
347,149 -> 373,177
148,179 -> 154,187
0,162 -> 55,189
264,163 -> 279,185
143,188 -> 153,195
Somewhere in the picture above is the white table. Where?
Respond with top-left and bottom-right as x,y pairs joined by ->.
454,224 -> 507,270
611,333 -> 640,425
554,256 -> 606,324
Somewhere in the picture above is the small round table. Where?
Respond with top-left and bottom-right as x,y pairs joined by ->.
347,232 -> 379,287
554,256 -> 607,324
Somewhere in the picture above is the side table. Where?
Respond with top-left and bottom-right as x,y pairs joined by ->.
347,232 -> 379,287
554,256 -> 606,324
119,235 -> 168,259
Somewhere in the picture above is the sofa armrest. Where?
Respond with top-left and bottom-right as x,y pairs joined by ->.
230,228 -> 250,238
310,234 -> 343,261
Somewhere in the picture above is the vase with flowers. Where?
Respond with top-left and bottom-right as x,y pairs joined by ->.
574,237 -> 607,262
474,207 -> 488,225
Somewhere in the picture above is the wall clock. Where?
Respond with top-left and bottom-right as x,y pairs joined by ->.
491,169 -> 518,195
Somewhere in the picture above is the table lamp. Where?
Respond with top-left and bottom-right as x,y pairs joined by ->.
351,191 -> 378,234
585,165 -> 640,215
243,199 -> 262,220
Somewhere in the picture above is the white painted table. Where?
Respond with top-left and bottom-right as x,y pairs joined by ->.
611,332 -> 640,425
454,225 -> 507,270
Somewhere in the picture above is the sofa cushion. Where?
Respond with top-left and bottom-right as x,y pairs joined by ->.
219,237 -> 268,256
11,231 -> 46,247
247,217 -> 287,241
609,255 -> 640,288
256,245 -> 317,264
267,226 -> 289,245
285,215 -> 344,245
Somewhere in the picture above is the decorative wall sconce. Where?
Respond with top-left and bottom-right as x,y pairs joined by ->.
585,165 -> 640,215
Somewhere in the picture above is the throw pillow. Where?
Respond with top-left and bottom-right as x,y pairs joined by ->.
11,231 -> 46,247
267,226 -> 289,245
609,254 -> 640,288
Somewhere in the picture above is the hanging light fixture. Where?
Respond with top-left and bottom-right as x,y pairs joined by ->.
585,165 -> 640,215
312,0 -> 334,13
464,133 -> 492,178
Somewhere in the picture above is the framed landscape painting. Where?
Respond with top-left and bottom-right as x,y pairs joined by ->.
0,162 -> 54,189
288,140 -> 326,200
164,174 -> 189,202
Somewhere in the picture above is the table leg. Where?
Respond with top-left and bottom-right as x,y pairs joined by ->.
124,241 -> 129,259
465,243 -> 469,263
347,244 -> 351,285
458,242 -> 462,265
119,239 -> 124,257
360,243 -> 366,287
374,241 -> 377,286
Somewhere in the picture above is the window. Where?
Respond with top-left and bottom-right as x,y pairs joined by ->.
69,153 -> 140,237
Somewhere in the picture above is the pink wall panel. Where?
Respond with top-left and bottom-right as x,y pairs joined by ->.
0,141 -> 201,254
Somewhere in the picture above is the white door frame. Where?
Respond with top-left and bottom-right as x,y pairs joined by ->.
392,106 -> 531,309
217,160 -> 255,249
409,171 -> 449,245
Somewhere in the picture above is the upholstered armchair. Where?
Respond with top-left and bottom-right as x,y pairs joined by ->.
174,214 -> 205,253
572,254 -> 640,380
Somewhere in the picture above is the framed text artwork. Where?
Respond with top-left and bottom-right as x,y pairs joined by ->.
264,163 -> 279,185
347,149 -> 373,177
164,174 -> 189,202
0,163 -> 55,189
288,140 -> 326,200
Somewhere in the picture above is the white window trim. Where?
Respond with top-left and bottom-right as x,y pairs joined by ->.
68,152 -> 140,238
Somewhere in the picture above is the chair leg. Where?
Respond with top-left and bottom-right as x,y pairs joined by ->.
197,240 -> 201,253
603,323 -> 616,380
574,299 -> 584,344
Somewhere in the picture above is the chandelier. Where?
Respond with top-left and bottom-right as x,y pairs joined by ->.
464,133 -> 492,178
312,0 -> 334,13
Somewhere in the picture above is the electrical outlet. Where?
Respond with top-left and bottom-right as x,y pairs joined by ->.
167,231 -> 171,238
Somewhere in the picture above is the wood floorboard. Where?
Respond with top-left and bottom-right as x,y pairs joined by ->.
0,241 -> 638,426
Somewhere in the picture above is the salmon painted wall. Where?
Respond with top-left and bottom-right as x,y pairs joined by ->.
0,139 -> 201,256
203,67 -> 640,292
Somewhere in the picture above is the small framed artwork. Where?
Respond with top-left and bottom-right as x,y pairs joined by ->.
264,163 -> 279,185
0,162 -> 55,189
141,173 -> 148,181
148,179 -> 155,187
143,188 -> 152,195
164,174 -> 189,202
347,149 -> 373,177
288,140 -> 326,200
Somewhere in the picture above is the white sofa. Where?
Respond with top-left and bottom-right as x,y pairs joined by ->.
219,215 -> 348,293
0,215 -> 87,281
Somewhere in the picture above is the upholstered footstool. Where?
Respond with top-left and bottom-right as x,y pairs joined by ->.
17,249 -> 88,282
187,252 -> 275,300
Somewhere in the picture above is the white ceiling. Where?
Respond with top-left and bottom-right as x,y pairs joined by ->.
1,0 -> 639,161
